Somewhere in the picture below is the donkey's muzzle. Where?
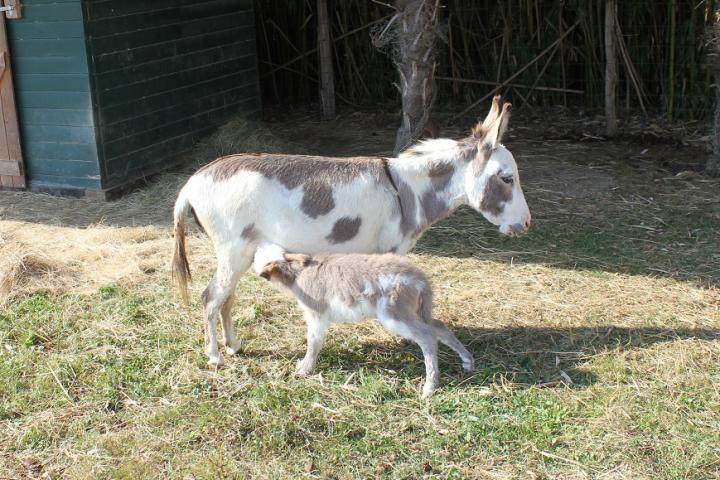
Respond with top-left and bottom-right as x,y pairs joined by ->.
507,218 -> 531,237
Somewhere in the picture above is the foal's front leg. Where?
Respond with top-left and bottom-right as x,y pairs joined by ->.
296,311 -> 329,377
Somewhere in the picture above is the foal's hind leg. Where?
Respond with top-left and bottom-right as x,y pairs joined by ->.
431,319 -> 474,372
377,311 -> 440,399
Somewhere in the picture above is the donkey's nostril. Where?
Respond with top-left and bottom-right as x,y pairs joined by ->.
525,217 -> 532,229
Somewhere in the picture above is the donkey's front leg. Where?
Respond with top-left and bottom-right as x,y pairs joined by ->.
296,312 -> 329,377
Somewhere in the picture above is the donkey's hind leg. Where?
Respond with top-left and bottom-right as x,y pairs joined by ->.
203,246 -> 252,366
431,319 -> 474,372
220,293 -> 242,355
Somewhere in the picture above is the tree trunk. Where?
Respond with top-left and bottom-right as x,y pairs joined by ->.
604,0 -> 617,137
317,0 -> 335,119
392,0 -> 439,154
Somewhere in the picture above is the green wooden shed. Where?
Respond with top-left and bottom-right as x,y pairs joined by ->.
0,0 -> 260,198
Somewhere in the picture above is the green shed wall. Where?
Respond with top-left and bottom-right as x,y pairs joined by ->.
8,0 -> 101,191
83,0 -> 261,190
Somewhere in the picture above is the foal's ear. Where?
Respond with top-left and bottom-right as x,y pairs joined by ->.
259,262 -> 280,280
472,95 -> 501,138
283,253 -> 310,266
482,102 -> 512,149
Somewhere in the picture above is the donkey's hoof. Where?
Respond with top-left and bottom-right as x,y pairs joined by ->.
207,355 -> 225,367
226,342 -> 242,356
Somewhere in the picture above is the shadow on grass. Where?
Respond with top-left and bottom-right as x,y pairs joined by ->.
241,326 -> 719,390
414,204 -> 720,287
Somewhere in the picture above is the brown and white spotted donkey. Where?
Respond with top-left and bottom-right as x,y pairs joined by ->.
173,96 -> 531,366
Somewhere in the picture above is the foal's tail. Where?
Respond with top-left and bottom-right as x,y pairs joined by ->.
172,187 -> 193,305
419,285 -> 434,324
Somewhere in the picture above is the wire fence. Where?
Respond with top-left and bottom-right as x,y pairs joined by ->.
254,0 -> 716,120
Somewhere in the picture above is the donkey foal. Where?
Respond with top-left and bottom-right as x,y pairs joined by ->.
253,245 -> 474,398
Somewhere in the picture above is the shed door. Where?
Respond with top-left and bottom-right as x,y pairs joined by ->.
0,7 -> 24,189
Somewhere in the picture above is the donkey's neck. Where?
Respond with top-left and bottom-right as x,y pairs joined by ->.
387,139 -> 469,239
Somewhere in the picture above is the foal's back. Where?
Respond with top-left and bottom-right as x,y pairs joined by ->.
294,253 -> 433,322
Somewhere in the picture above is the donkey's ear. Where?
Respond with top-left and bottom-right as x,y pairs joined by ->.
483,102 -> 512,148
472,95 -> 501,138
284,253 -> 310,266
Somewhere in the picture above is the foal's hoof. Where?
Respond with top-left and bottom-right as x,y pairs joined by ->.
226,342 -> 242,356
295,360 -> 315,378
420,387 -> 435,400
462,358 -> 475,373
207,355 -> 225,367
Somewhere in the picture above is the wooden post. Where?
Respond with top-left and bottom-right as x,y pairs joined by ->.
604,0 -> 617,137
317,0 -> 336,119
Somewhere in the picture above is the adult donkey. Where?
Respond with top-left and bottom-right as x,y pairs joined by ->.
173,97 -> 531,366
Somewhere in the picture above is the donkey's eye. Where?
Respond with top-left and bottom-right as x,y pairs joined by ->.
501,175 -> 514,185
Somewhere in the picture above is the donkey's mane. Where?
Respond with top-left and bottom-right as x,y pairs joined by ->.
398,138 -> 459,160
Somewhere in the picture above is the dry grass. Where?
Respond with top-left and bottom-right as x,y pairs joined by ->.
1,112 -> 719,479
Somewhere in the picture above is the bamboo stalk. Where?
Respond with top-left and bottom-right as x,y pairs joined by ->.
436,75 -> 583,94
668,0 -> 677,120
258,6 -> 280,104
452,19 -> 581,121
263,16 -> 389,78
605,0 -> 618,136
317,0 -> 336,118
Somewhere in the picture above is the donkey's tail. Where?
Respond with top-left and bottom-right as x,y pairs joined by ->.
172,187 -> 193,305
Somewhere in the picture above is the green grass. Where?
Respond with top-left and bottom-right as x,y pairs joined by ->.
2,270 -> 719,478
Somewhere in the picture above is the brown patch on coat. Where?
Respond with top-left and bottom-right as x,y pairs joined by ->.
396,179 -> 418,236
457,138 -> 478,163
301,179 -> 335,218
241,223 -> 259,242
419,190 -> 450,228
325,216 -> 362,244
472,143 -> 493,177
480,175 -> 513,216
427,162 -> 455,190
386,284 -> 423,320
